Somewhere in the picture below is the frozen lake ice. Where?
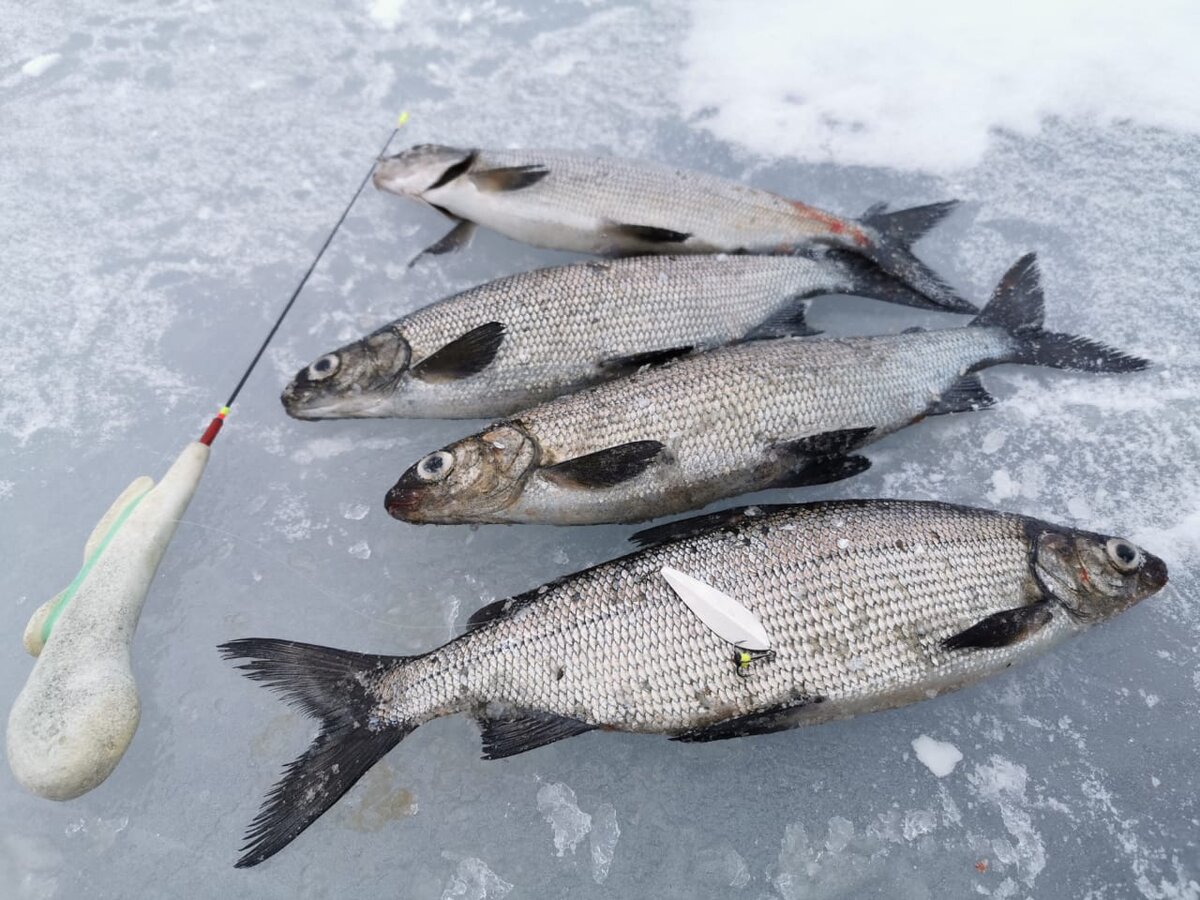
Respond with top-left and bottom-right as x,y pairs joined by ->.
2,1 -> 1198,897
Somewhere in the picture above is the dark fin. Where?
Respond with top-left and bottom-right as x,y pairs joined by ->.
784,426 -> 875,457
469,164 -> 549,193
924,373 -> 997,417
407,219 -> 477,267
855,200 -> 973,313
941,603 -> 1053,652
466,596 -> 518,631
599,346 -> 694,373
743,304 -> 821,340
477,710 -> 597,760
772,454 -> 870,488
970,253 -> 1044,332
603,222 -> 692,245
427,151 -> 479,191
218,639 -> 414,868
542,441 -> 665,489
973,255 -> 1151,373
901,326 -> 928,334
672,697 -> 825,742
1008,332 -> 1150,374
629,505 -> 790,548
822,249 -> 952,313
411,322 -> 506,383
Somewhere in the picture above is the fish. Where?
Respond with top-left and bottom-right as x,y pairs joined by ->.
220,499 -> 1168,866
371,144 -> 971,312
384,254 -> 1149,526
281,252 -> 951,420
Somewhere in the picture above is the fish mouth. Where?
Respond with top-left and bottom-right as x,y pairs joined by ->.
384,482 -> 425,521
1140,551 -> 1169,593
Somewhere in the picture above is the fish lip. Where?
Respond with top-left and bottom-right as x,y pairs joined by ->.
1142,551 -> 1169,591
384,481 -> 423,520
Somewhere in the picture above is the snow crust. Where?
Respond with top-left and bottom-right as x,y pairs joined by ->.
912,734 -> 963,778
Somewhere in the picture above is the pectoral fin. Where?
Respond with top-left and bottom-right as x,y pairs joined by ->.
941,602 -> 1053,652
411,322 -> 506,383
468,165 -> 549,192
603,222 -> 692,245
772,454 -> 870,489
407,219 -> 477,267
477,710 -> 596,759
542,441 -> 666,489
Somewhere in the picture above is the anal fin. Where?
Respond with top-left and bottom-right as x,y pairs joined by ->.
941,602 -> 1053,652
743,304 -> 820,340
542,441 -> 665,489
924,373 -> 996,417
408,219 -> 477,267
672,696 -> 824,742
478,710 -> 596,759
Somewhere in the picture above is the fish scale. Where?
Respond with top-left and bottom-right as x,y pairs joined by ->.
367,502 -> 1058,735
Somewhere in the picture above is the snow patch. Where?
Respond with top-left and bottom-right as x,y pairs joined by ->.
588,802 -> 620,884
680,1 -> 1200,171
969,757 -> 1046,887
536,782 -> 592,857
913,734 -> 963,777
440,857 -> 513,900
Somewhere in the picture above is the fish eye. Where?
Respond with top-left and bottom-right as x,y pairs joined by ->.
416,450 -> 455,483
308,354 -> 340,381
1105,538 -> 1143,573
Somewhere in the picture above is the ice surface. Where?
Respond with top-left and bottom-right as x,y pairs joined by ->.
912,734 -> 963,778
2,1 -> 1199,898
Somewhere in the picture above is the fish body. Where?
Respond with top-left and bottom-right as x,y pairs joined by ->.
372,144 -> 971,312
222,500 -> 1167,866
386,255 -> 1148,525
281,253 -> 940,420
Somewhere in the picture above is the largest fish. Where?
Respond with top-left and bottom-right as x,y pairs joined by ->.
372,144 -> 967,311
221,499 -> 1167,866
385,254 -> 1148,526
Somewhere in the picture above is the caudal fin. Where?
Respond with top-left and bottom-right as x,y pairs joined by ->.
219,639 -> 415,868
971,253 -> 1151,373
856,200 -> 974,313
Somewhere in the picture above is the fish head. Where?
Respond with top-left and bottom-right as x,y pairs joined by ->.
281,327 -> 412,419
1033,527 -> 1168,622
372,144 -> 475,199
385,424 -> 537,523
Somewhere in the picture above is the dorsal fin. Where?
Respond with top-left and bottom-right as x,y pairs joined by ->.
599,346 -> 693,373
411,322 -> 506,383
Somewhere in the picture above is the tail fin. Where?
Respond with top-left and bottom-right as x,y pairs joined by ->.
856,200 -> 974,313
219,639 -> 415,868
824,249 -> 963,313
971,254 -> 1151,373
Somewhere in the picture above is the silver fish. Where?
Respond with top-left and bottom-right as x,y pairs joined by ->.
281,253 -> 942,420
372,144 -> 971,312
221,499 -> 1168,866
385,254 -> 1148,526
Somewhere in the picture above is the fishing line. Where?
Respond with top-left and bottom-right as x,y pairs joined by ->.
198,123 -> 401,447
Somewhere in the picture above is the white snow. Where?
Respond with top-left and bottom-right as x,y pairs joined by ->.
536,782 -> 592,857
440,857 -> 513,900
680,0 -> 1200,171
912,734 -> 964,778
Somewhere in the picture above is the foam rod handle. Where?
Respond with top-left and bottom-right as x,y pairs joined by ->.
6,442 -> 210,800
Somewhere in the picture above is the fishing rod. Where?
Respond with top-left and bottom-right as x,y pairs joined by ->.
7,121 -> 403,802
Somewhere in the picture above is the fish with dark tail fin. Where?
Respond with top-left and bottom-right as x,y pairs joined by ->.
385,254 -> 1149,526
372,144 -> 971,313
221,499 -> 1167,867
281,252 -> 947,420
